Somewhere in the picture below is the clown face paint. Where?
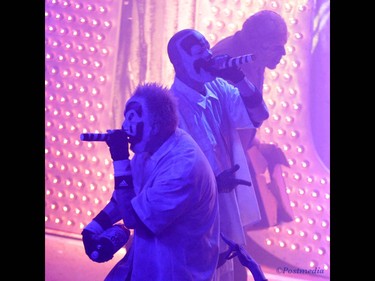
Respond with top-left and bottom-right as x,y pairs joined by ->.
122,100 -> 145,152
174,30 -> 215,83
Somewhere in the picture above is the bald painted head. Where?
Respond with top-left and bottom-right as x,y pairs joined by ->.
239,10 -> 288,69
167,29 -> 215,84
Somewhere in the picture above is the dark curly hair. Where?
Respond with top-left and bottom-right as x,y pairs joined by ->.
130,82 -> 178,137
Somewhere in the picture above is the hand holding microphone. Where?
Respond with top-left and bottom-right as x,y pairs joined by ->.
199,53 -> 255,83
105,130 -> 130,161
206,54 -> 246,83
209,53 -> 255,70
81,130 -> 129,161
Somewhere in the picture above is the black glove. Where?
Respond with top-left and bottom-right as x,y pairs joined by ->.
90,243 -> 114,263
81,210 -> 112,261
216,164 -> 252,193
105,129 -> 129,161
82,229 -> 100,260
207,55 -> 245,83
82,229 -> 116,263
89,225 -> 131,263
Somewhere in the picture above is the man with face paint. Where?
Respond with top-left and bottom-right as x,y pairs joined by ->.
167,29 -> 269,281
211,10 -> 288,151
212,10 -> 288,93
81,82 -> 220,281
211,10 -> 294,233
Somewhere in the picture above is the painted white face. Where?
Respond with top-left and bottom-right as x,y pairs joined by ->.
122,98 -> 153,154
175,30 -> 215,83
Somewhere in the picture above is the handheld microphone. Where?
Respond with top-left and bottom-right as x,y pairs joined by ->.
210,54 -> 255,70
80,133 -> 110,141
80,130 -> 129,142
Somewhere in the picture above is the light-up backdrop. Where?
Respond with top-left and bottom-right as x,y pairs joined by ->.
45,0 -> 329,279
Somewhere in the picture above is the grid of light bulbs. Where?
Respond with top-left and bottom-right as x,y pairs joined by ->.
45,0 -> 329,277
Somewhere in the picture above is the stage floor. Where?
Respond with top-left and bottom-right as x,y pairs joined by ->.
45,234 -> 328,281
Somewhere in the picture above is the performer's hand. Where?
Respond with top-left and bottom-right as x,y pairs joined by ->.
90,226 -> 131,263
216,164 -> 251,193
105,129 -> 130,161
81,211 -> 112,261
82,228 -> 116,263
207,55 -> 245,83
90,242 -> 115,263
81,229 -> 100,260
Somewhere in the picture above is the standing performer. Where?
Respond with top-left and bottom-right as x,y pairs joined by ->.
211,10 -> 293,230
167,28 -> 269,281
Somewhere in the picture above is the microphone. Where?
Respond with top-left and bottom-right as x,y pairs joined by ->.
210,54 -> 255,70
80,133 -> 110,141
80,130 -> 129,142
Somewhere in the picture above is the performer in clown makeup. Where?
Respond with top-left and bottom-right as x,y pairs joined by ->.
81,82 -> 220,281
167,28 -> 214,84
121,99 -> 149,153
168,29 -> 270,281
211,10 -> 294,235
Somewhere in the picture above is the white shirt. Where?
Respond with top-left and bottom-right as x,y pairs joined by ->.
171,77 -> 261,248
130,128 -> 220,281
